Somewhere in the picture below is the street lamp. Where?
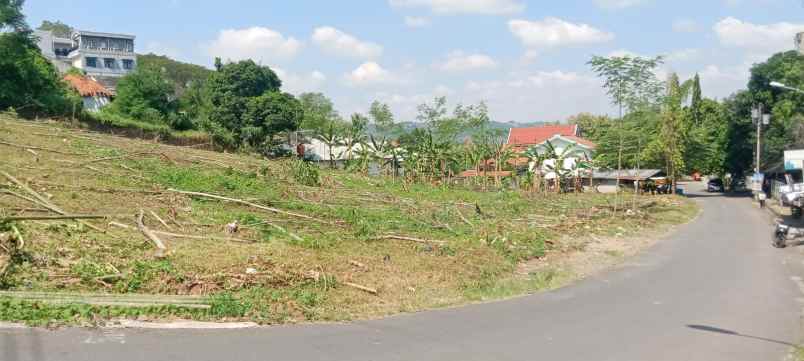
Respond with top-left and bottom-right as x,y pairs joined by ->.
770,81 -> 804,94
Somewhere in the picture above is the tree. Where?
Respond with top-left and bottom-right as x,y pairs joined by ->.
344,113 -> 368,163
658,73 -> 689,193
0,1 -> 75,116
1,0 -> 28,32
112,66 -> 175,123
315,119 -> 345,168
298,92 -> 339,132
37,20 -> 72,37
204,59 -> 283,147
137,53 -> 213,97
242,92 -> 303,148
588,55 -> 664,202
690,73 -> 702,125
369,100 -> 397,135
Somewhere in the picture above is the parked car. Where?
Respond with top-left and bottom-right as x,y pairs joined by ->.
707,179 -> 724,192
730,178 -> 746,192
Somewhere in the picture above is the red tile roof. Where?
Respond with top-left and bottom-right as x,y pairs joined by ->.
507,124 -> 578,146
63,74 -> 113,98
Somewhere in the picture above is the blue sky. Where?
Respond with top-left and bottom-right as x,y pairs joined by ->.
24,0 -> 804,123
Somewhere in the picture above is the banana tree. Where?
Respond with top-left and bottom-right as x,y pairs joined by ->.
315,122 -> 345,168
541,141 -> 579,193
522,147 -> 547,193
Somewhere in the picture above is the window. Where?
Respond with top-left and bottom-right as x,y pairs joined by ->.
122,59 -> 134,70
104,58 -> 116,69
85,57 -> 97,68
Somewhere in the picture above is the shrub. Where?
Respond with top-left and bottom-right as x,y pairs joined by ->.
292,159 -> 321,187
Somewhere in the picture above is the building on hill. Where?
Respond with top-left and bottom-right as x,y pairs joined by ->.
506,124 -> 581,153
63,74 -> 113,112
35,29 -> 137,92
797,32 -> 804,55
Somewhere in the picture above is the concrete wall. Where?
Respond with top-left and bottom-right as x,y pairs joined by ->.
82,96 -> 110,112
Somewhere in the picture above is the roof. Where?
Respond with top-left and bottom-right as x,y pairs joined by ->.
592,169 -> 664,180
74,30 -> 136,40
507,124 -> 579,145
563,135 -> 596,148
63,74 -> 114,98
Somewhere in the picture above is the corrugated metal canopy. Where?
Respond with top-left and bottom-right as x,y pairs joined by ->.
592,169 -> 664,180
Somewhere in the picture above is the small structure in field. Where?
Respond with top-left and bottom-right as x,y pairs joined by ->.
592,169 -> 664,193
63,74 -> 113,112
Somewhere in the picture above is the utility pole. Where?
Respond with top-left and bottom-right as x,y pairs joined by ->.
752,104 -> 771,198
756,103 -> 762,175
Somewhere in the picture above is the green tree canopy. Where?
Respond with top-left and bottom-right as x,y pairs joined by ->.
37,20 -> 72,37
242,92 -> 302,147
298,92 -> 340,131
112,66 -> 175,123
0,1 -> 75,116
1,0 -> 28,32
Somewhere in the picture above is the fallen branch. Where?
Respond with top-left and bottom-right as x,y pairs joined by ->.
377,234 -> 446,246
1,214 -> 107,222
136,210 -> 168,258
168,189 -> 335,226
81,152 -> 161,166
454,206 -> 474,226
343,282 -> 378,295
0,170 -> 64,213
110,222 -> 254,244
349,260 -> 367,269
0,173 -> 104,233
25,149 -> 39,161
0,140 -> 86,156
149,210 -> 172,230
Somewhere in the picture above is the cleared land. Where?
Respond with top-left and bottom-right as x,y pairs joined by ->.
0,114 -> 697,326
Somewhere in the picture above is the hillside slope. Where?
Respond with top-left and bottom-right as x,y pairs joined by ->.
0,115 -> 697,325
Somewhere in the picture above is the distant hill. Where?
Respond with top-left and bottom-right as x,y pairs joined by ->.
137,53 -> 213,95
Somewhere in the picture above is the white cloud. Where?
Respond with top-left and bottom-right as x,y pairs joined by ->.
273,68 -> 327,95
404,16 -> 431,28
594,0 -> 649,9
205,27 -> 302,63
389,0 -> 524,15
672,18 -> 700,33
436,51 -> 498,72
345,62 -> 397,87
666,48 -> 699,62
697,62 -> 751,99
462,70 -> 609,121
508,18 -> 614,48
312,26 -> 383,59
714,17 -> 804,53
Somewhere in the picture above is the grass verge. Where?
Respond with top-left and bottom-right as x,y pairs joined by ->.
0,115 -> 699,326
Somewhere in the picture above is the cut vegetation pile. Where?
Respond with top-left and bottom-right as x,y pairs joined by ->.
0,114 -> 698,326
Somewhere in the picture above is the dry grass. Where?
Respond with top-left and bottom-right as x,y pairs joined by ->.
0,114 -> 699,324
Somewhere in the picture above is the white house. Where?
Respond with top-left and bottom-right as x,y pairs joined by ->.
505,124 -> 596,179
68,30 -> 137,79
35,29 -> 137,91
526,134 -> 596,179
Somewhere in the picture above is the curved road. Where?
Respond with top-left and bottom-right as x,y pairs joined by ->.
3,185 -> 804,361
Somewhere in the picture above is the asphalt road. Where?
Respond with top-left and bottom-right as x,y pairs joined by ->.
3,185 -> 804,361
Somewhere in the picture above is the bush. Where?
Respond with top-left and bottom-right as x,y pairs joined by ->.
291,159 -> 321,187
